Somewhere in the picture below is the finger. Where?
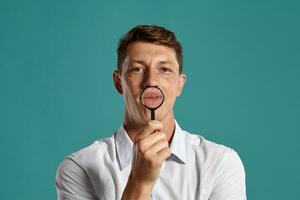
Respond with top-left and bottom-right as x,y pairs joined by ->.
147,139 -> 169,155
140,131 -> 167,150
135,120 -> 163,143
136,131 -> 167,153
156,147 -> 171,162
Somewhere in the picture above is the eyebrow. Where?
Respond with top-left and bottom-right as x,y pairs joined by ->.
129,60 -> 175,66
128,60 -> 147,65
158,61 -> 174,66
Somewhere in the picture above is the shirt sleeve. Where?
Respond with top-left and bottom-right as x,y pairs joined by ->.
209,149 -> 247,200
55,157 -> 98,200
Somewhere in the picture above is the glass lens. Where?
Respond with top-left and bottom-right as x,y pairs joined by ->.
141,86 -> 164,109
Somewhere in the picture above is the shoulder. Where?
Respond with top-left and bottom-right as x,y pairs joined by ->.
183,130 -> 235,158
182,130 -> 246,198
71,135 -> 116,163
182,130 -> 245,172
56,134 -> 116,176
55,136 -> 113,199
55,135 -> 117,198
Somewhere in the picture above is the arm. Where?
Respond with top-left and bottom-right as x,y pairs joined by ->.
209,149 -> 247,200
55,157 -> 97,200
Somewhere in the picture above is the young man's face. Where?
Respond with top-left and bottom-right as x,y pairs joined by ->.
114,41 -> 186,125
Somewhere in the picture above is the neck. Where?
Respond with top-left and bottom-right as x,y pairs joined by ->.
123,112 -> 176,144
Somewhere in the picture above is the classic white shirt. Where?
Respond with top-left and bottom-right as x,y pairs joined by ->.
56,121 -> 246,200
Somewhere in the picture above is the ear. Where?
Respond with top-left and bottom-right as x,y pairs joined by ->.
176,73 -> 186,96
113,70 -> 123,94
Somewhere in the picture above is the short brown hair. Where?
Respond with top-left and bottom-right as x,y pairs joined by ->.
117,25 -> 183,74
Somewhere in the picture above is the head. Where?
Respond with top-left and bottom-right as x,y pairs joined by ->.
117,25 -> 183,74
113,25 -> 186,126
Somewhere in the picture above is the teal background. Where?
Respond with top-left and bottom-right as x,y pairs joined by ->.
1,0 -> 299,199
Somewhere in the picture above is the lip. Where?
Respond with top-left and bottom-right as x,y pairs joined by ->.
141,87 -> 164,109
142,91 -> 163,99
142,96 -> 163,108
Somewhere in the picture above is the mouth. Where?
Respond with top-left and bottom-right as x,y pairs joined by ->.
142,96 -> 163,107
141,87 -> 164,109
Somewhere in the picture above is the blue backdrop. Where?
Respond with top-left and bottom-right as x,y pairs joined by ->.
1,0 -> 299,199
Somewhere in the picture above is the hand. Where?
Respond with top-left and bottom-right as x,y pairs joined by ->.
122,120 -> 171,199
131,120 -> 171,184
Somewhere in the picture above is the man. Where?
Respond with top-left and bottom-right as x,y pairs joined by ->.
56,25 -> 246,200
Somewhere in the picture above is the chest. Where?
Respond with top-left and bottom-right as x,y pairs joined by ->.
91,160 -> 214,200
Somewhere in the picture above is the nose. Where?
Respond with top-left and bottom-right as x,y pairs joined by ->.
143,68 -> 159,87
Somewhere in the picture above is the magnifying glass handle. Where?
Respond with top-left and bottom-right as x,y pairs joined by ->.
151,110 -> 155,120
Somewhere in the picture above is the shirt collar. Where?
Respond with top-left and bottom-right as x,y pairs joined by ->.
169,120 -> 186,164
115,120 -> 186,170
115,124 -> 133,170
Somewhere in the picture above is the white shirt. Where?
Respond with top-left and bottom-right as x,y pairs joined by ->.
56,121 -> 246,200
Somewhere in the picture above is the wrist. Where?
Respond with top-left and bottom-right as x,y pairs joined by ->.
122,174 -> 154,200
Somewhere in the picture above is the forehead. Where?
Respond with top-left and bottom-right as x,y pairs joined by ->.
124,41 -> 178,66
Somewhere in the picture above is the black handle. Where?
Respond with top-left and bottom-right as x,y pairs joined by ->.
151,110 -> 155,120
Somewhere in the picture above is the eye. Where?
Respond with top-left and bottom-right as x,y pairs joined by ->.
128,66 -> 144,73
160,66 -> 172,73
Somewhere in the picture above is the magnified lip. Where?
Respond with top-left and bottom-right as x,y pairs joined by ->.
141,87 -> 164,108
142,88 -> 163,99
143,92 -> 163,99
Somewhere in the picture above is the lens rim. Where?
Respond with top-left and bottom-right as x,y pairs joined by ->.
140,85 -> 165,111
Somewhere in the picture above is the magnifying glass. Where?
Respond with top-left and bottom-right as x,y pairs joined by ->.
140,86 -> 164,120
